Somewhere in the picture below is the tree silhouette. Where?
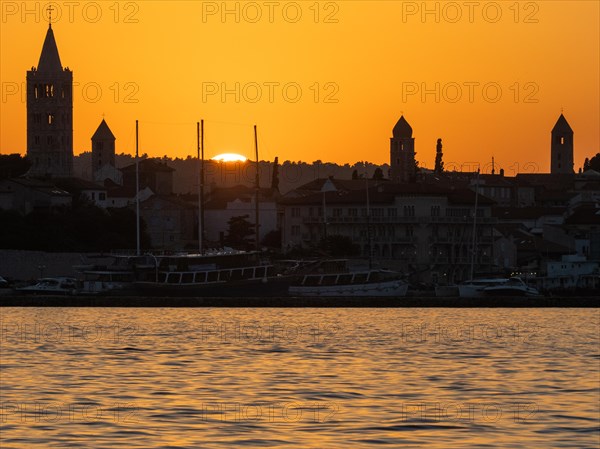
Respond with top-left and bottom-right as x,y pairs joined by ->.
0,154 -> 31,179
372,167 -> 384,180
319,235 -> 359,256
261,229 -> 281,249
271,156 -> 280,191
583,153 -> 600,172
434,138 -> 444,174
225,215 -> 255,250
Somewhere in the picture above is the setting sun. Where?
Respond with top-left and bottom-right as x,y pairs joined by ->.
211,153 -> 248,163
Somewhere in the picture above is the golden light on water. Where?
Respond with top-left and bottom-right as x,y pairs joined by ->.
212,153 -> 248,162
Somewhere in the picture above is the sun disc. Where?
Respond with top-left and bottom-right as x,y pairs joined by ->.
212,153 -> 248,162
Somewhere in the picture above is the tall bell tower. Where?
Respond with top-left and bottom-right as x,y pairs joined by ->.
26,7 -> 73,178
550,113 -> 574,174
390,115 -> 416,183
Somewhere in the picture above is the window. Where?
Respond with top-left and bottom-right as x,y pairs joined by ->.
403,205 -> 415,217
34,85 -> 39,99
47,114 -> 54,125
47,136 -> 52,145
387,208 -> 397,218
431,205 -> 440,217
348,208 -> 358,217
99,193 -> 106,201
333,208 -> 342,217
291,225 -> 300,236
291,207 -> 300,218
34,136 -> 40,145
405,225 -> 414,237
372,208 -> 384,217
560,137 -> 565,145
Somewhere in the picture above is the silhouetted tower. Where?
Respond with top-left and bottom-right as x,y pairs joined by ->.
26,17 -> 73,178
550,114 -> 574,174
390,115 -> 416,183
91,119 -> 116,171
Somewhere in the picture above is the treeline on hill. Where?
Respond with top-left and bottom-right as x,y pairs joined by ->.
73,152 -> 391,194
0,204 -> 149,252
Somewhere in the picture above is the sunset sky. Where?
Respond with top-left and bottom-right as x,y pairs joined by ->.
1,1 -> 598,173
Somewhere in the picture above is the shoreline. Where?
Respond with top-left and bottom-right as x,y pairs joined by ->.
1,295 -> 598,307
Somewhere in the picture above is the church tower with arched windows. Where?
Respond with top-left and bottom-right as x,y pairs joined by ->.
550,114 -> 574,174
91,119 -> 116,171
26,18 -> 73,178
390,115 -> 416,183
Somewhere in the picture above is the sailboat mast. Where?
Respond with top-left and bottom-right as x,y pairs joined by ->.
135,120 -> 140,256
365,163 -> 372,270
197,121 -> 204,254
470,167 -> 480,280
254,125 -> 260,252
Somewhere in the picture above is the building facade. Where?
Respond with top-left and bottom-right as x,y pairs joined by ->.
280,181 -> 495,284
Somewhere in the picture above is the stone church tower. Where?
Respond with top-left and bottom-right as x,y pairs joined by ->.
390,115 -> 416,183
26,21 -> 73,178
550,114 -> 574,174
91,119 -> 116,171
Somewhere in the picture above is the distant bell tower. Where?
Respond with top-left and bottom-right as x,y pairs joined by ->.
550,113 -> 574,174
26,11 -> 73,178
390,115 -> 416,183
91,119 -> 116,171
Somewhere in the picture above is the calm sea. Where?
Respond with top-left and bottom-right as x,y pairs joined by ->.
1,308 -> 598,448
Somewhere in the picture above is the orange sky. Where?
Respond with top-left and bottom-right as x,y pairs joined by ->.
1,1 -> 598,173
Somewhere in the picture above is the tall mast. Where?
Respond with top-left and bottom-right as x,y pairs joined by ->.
135,120 -> 140,256
469,167 -> 480,280
365,163 -> 372,269
254,125 -> 260,252
197,121 -> 204,254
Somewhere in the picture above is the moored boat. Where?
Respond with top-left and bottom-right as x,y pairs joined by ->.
74,254 -> 154,295
289,270 -> 408,297
16,277 -> 79,295
288,260 -> 408,297
133,249 -> 293,297
459,277 -> 540,297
